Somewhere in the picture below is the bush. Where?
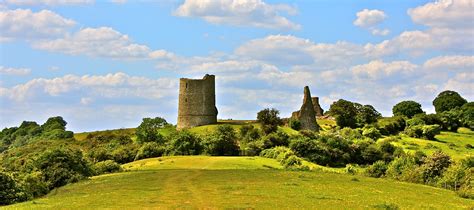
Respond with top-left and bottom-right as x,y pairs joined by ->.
0,171 -> 26,205
362,127 -> 381,140
288,119 -> 301,131
203,125 -> 240,156
437,163 -> 471,191
93,160 -> 122,175
406,118 -> 425,127
365,160 -> 388,178
134,142 -> 165,161
440,109 -> 462,131
404,125 -> 423,138
167,131 -> 202,155
34,147 -> 92,190
460,102 -> 474,129
260,147 -> 303,169
338,127 -> 363,140
422,124 -> 441,140
257,108 -> 283,134
386,156 -> 418,180
420,151 -> 451,184
261,131 -> 289,149
377,116 -> 406,135
21,171 -> 49,199
241,140 -> 264,156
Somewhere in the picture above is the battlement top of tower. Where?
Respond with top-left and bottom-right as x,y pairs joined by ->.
180,74 -> 215,81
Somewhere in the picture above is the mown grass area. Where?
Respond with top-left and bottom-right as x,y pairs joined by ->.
6,156 -> 473,209
74,128 -> 136,141
392,130 -> 474,160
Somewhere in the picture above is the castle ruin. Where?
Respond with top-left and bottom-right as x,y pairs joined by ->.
291,86 -> 320,131
312,97 -> 324,116
177,74 -> 218,129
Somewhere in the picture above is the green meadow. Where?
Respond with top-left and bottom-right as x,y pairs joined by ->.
6,156 -> 473,209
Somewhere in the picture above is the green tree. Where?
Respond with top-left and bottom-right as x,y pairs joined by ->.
41,116 -> 67,131
167,131 -> 203,155
256,108 -> 282,134
460,102 -> 474,129
0,172 -> 26,205
356,104 -> 382,125
135,117 -> 168,144
329,99 -> 357,128
392,100 -> 424,118
204,125 -> 240,156
433,90 -> 467,113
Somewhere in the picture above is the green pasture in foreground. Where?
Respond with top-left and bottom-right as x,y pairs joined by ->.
7,156 -> 473,209
393,131 -> 474,160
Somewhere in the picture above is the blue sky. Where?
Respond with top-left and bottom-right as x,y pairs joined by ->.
1,0 -> 473,131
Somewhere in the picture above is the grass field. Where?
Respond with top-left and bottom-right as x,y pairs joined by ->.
392,131 -> 474,160
7,156 -> 473,209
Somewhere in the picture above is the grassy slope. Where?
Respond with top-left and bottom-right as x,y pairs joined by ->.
7,156 -> 473,209
393,131 -> 474,160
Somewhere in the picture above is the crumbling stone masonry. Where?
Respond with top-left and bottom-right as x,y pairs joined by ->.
291,86 -> 320,131
312,97 -> 324,116
177,74 -> 218,129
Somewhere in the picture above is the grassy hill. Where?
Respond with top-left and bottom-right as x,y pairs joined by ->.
6,156 -> 473,209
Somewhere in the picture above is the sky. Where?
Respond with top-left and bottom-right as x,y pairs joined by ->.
0,0 -> 473,132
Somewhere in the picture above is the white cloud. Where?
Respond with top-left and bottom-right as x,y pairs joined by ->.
174,0 -> 300,30
4,0 -> 94,6
80,97 -> 93,105
408,0 -> 474,29
31,27 -> 168,59
443,72 -> 474,98
354,9 -> 389,36
0,66 -> 31,76
354,9 -> 386,28
371,28 -> 390,36
0,9 -> 76,40
423,55 -> 474,71
2,72 -> 177,101
352,60 -> 418,80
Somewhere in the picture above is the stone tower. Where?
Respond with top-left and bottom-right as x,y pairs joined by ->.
291,86 -> 319,131
311,97 -> 324,116
177,74 -> 218,129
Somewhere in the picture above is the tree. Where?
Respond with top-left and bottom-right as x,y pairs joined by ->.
135,117 -> 168,144
356,104 -> 382,125
203,125 -> 240,156
256,108 -> 282,134
460,102 -> 474,129
41,116 -> 67,131
0,172 -> 26,205
433,90 -> 467,113
167,131 -> 203,155
392,101 -> 424,118
328,99 -> 357,128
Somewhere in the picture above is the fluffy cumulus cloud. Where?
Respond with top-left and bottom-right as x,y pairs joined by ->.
353,9 -> 389,36
0,9 -> 76,40
408,0 -> 474,29
31,27 -> 169,59
1,72 -> 177,101
174,0 -> 300,30
0,66 -> 31,76
4,0 -> 94,6
423,55 -> 474,71
352,60 -> 418,80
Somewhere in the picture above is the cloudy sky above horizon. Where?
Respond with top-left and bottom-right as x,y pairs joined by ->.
0,0 -> 473,132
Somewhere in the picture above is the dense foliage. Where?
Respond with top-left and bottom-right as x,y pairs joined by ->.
392,101 -> 424,118
433,90 -> 467,113
257,108 -> 283,134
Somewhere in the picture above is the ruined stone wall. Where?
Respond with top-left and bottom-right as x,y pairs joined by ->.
177,74 -> 218,129
292,86 -> 319,131
312,97 -> 324,116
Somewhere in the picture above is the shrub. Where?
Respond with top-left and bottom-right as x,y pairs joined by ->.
385,156 -> 418,180
0,171 -> 26,205
93,160 -> 122,175
241,140 -> 264,156
281,155 -> 302,169
460,102 -> 474,129
433,90 -> 467,113
203,125 -> 240,156
167,131 -> 202,155
134,142 -> 165,161
439,109 -> 462,131
34,147 -> 92,190
365,160 -> 388,178
404,125 -> 423,138
288,119 -> 302,131
406,118 -> 425,127
362,127 -> 381,140
421,124 -> 441,140
111,145 -> 138,164
257,108 -> 283,134
261,131 -> 289,149
338,127 -> 363,140
420,151 -> 451,184
392,101 -> 424,118
21,171 -> 49,199
437,163 -> 470,191
377,116 -> 406,135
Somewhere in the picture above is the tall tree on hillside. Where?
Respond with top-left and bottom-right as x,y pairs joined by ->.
433,90 -> 467,113
329,99 -> 358,128
257,108 -> 282,134
392,101 -> 424,118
